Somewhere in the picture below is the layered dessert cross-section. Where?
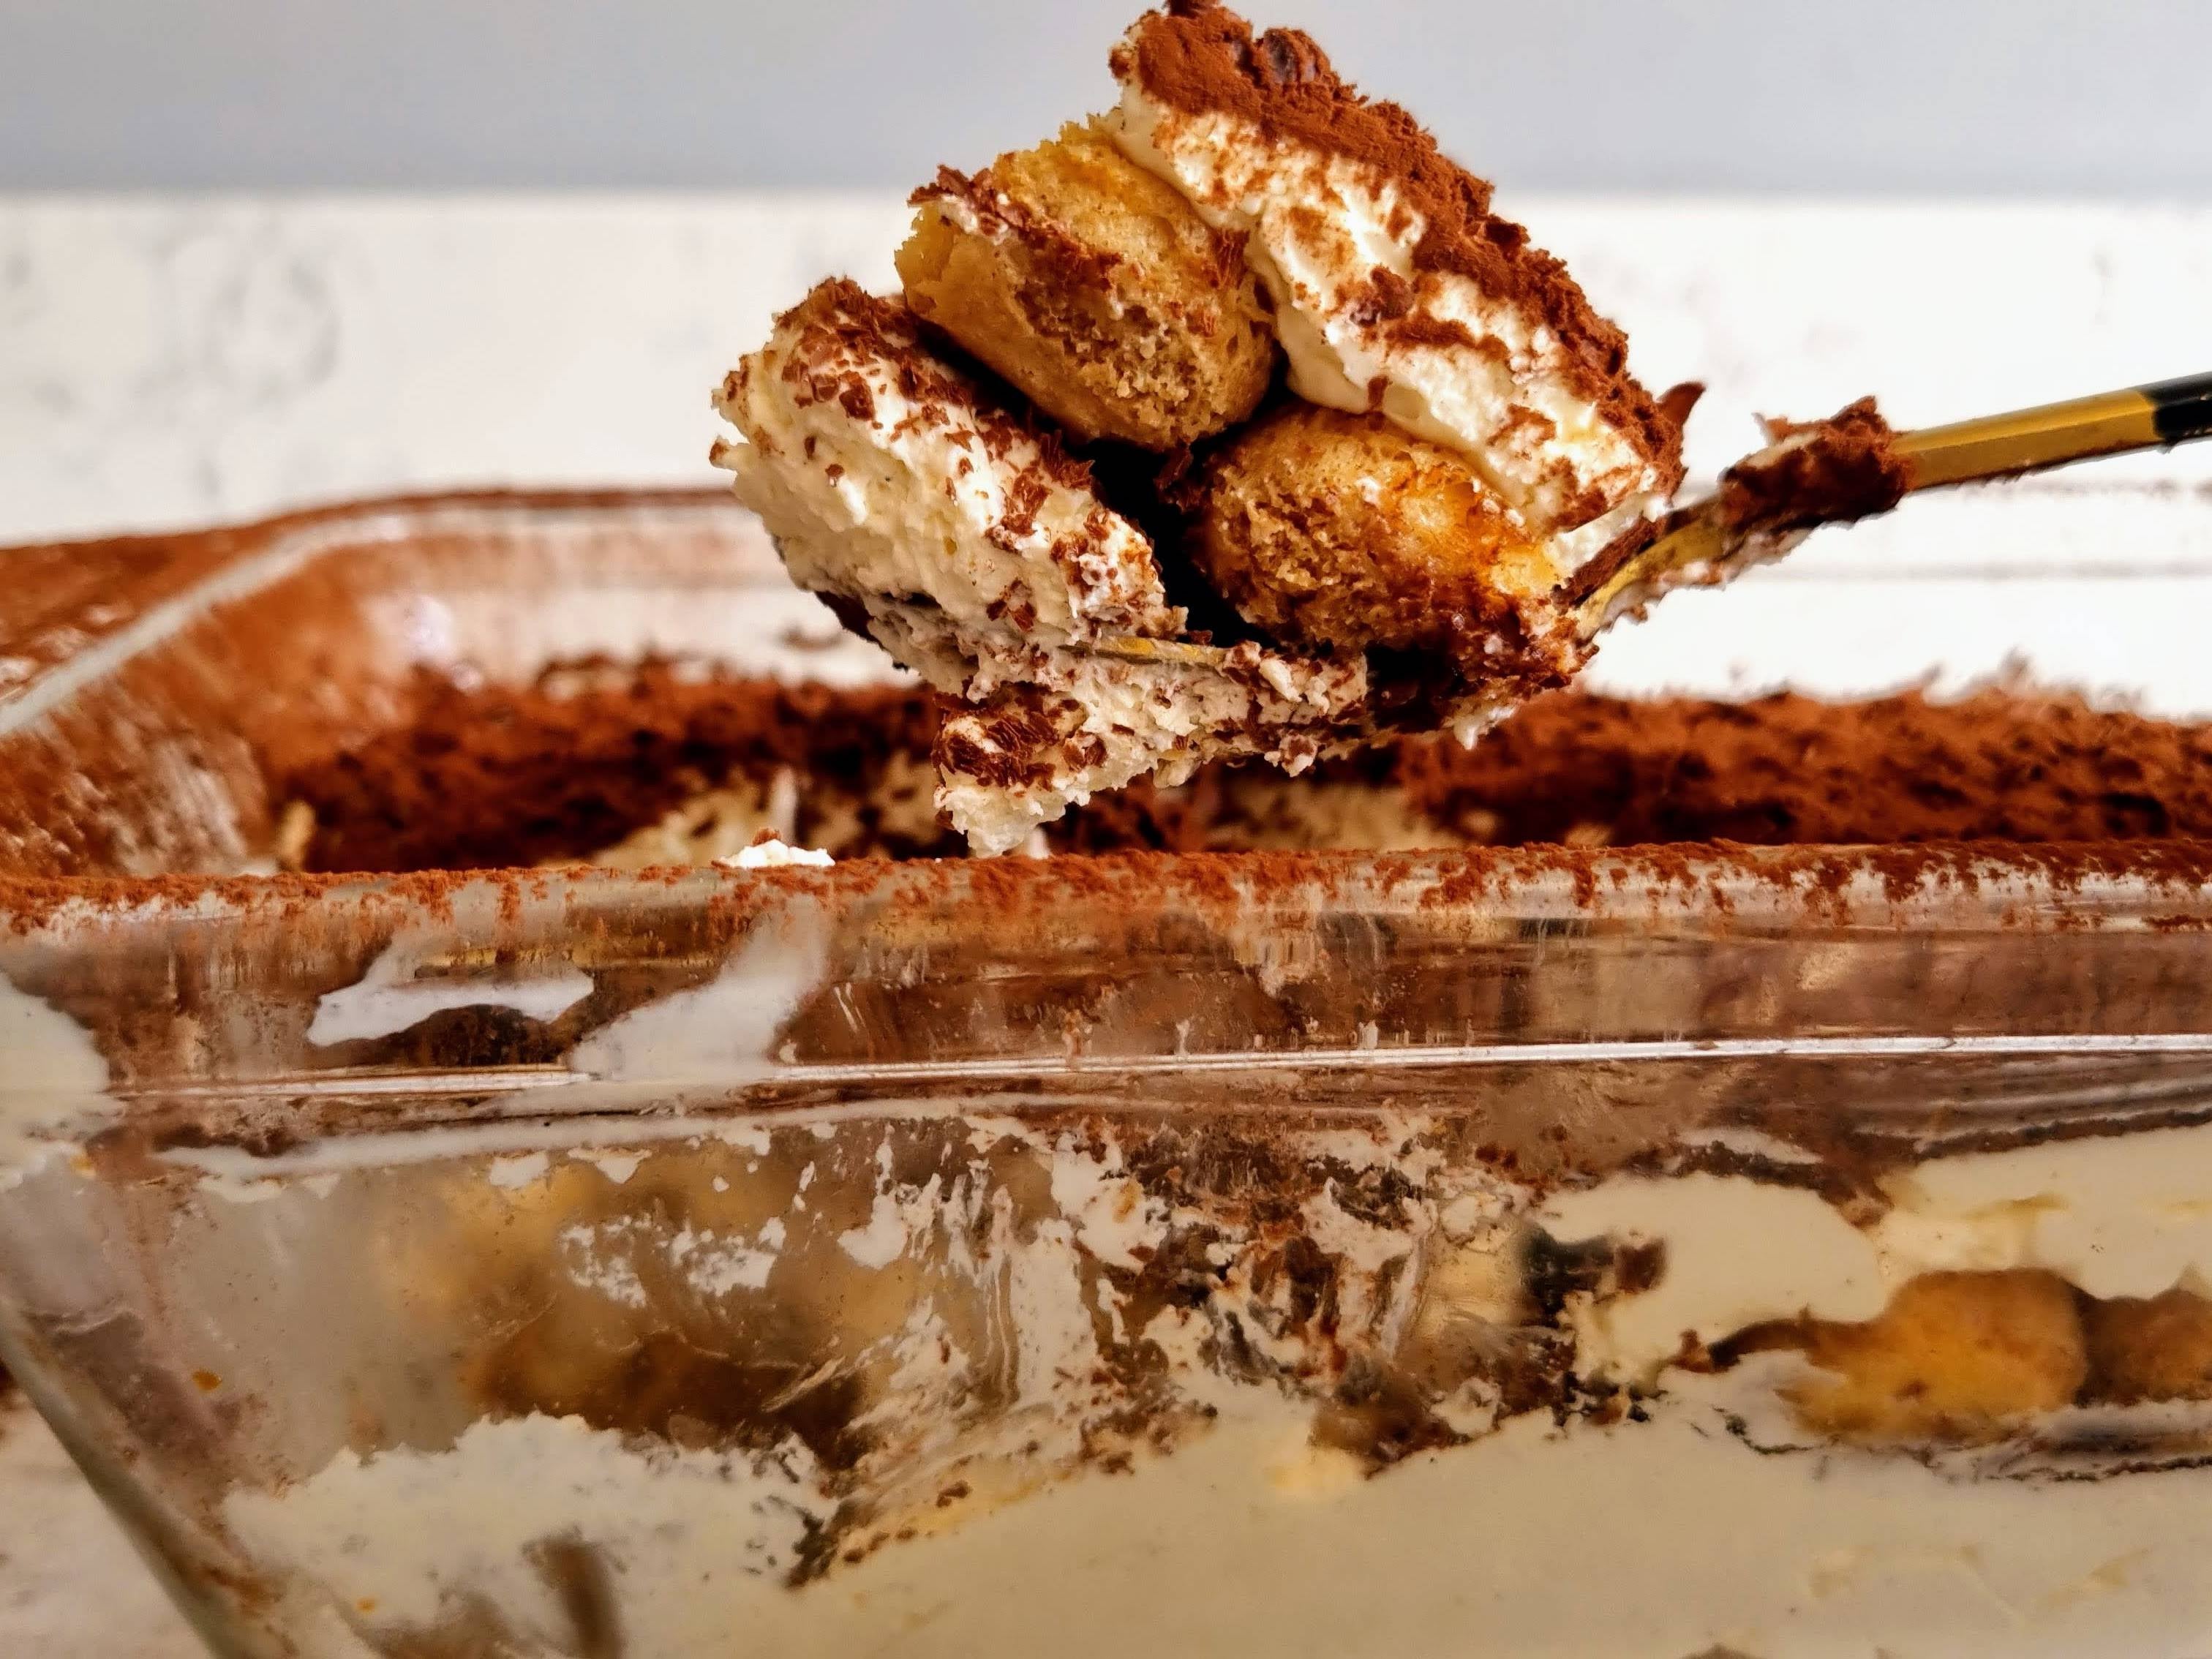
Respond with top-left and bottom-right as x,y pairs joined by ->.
176,666 -> 2212,1657
710,1 -> 1749,853
711,280 -> 1369,854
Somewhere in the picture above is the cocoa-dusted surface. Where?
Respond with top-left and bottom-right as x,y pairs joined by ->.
1112,1 -> 1684,489
1403,682 -> 2212,847
290,668 -> 943,873
1717,397 -> 1915,538
281,668 -> 2212,873
0,486 -> 759,881
712,276 -> 1106,499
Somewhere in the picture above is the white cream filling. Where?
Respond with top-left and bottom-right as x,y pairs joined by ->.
1543,1121 -> 2212,1380
195,1107 -> 2212,1655
936,646 -> 1364,854
563,902 -> 831,1085
715,837 -> 835,870
875,596 -> 1366,855
712,300 -> 1173,649
585,772 -> 797,869
1110,80 -> 1669,576
305,939 -> 595,1047
227,1363 -> 2212,1659
0,971 -> 113,1188
1878,1125 -> 2212,1303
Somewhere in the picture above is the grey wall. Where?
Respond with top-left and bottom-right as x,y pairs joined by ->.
4,0 -> 2208,196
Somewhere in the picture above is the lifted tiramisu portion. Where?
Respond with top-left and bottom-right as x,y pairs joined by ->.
715,2 -> 1701,851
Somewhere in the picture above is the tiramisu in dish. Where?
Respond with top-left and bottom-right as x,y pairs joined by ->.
151,661 -> 2208,1658
277,669 -> 2212,871
4,459 -> 2212,1659
1,9 -> 2206,1659
710,1 -> 1899,853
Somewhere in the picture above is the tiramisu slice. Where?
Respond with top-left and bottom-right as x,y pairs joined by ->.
715,2 -> 1698,850
712,279 -> 1366,854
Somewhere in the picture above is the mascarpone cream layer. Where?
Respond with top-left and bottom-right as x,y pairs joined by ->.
1110,79 -> 1669,576
711,282 -> 1178,652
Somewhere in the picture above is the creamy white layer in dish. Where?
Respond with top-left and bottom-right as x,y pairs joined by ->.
205,1105 -> 2212,1659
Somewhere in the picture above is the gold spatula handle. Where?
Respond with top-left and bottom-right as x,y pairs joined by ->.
1898,371 -> 2212,489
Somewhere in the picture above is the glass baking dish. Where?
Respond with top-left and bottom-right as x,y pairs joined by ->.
4,487 -> 2212,1659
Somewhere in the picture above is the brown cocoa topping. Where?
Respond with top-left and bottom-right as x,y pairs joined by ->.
277,666 -> 2212,873
1402,677 -> 2212,849
286,666 -> 942,873
760,278 -> 1101,495
1114,1 -> 1683,487
1716,396 -> 1914,538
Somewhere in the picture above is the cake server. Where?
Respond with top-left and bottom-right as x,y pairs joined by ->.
1583,369 -> 2212,629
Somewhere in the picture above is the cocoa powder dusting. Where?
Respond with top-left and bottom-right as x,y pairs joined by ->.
1717,397 -> 1914,538
280,666 -> 2212,872
1402,682 -> 2212,848
761,278 -> 1101,496
1115,1 -> 1683,485
287,666 -> 942,872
